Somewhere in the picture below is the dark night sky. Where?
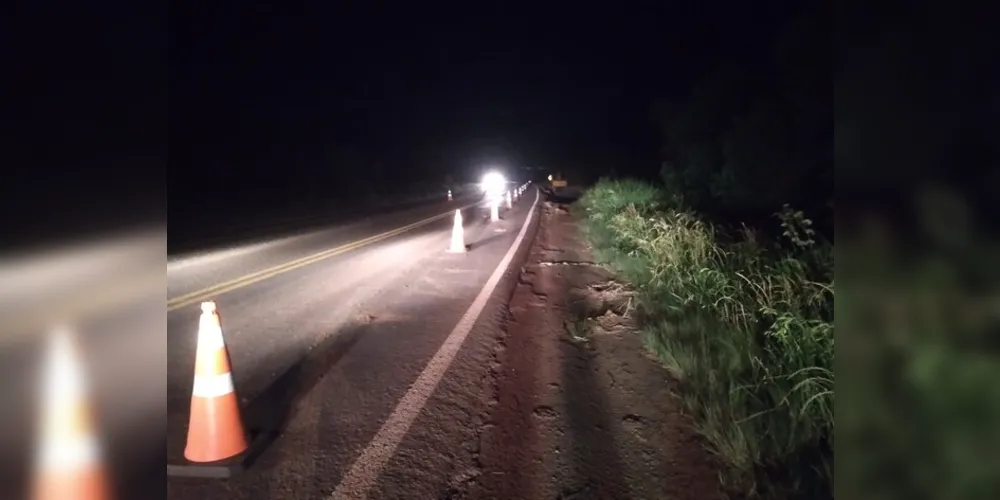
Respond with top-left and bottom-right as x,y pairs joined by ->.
171,1 -> 800,195
1,1 -> 806,246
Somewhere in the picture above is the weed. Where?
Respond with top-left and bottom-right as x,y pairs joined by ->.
579,179 -> 833,499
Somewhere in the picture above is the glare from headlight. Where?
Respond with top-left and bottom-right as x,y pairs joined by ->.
480,171 -> 506,199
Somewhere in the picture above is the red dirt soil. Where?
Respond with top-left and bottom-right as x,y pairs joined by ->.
462,200 -> 722,500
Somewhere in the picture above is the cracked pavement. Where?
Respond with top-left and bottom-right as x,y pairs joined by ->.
455,199 -> 722,500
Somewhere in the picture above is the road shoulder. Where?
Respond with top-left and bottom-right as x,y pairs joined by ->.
461,199 -> 722,500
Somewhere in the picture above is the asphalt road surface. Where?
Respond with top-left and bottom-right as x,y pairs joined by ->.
167,186 -> 540,499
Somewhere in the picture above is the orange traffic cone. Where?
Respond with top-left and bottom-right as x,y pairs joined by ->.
448,209 -> 466,253
183,302 -> 248,463
32,326 -> 110,500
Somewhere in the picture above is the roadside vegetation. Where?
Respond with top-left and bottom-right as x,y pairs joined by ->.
574,3 -> 833,497
579,179 -> 833,498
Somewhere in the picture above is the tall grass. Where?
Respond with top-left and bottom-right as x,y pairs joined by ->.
579,179 -> 834,499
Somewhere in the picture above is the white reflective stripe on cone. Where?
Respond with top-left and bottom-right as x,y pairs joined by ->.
38,435 -> 100,470
197,322 -> 226,352
192,372 -> 235,398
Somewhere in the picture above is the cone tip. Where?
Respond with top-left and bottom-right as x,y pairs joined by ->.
201,301 -> 216,313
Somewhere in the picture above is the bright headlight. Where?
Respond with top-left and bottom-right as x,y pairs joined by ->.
480,171 -> 506,197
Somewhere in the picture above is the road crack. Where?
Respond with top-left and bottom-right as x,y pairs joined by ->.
532,405 -> 559,420
538,260 -> 597,267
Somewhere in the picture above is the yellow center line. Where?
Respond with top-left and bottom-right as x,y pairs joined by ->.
167,202 -> 477,312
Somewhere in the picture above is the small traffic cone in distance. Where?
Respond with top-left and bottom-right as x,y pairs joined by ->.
447,189 -> 453,201
505,191 -> 513,210
490,200 -> 500,222
32,326 -> 110,500
184,302 -> 248,463
448,209 -> 466,253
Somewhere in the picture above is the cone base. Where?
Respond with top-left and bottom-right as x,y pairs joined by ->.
183,395 -> 249,463
169,427 -> 279,478
33,468 -> 109,500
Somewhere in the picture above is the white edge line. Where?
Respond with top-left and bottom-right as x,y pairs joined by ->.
330,188 -> 540,500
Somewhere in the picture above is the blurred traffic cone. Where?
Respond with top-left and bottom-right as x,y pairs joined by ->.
32,326 -> 110,500
183,302 -> 248,463
448,210 -> 465,253
490,200 -> 500,221
447,189 -> 453,201
505,192 -> 513,209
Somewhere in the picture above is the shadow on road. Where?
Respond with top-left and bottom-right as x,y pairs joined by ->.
467,231 -> 508,250
560,323 -> 632,498
544,195 -> 629,498
243,321 -> 367,442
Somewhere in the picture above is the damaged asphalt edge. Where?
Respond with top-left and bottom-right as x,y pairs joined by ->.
445,196 -> 545,498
